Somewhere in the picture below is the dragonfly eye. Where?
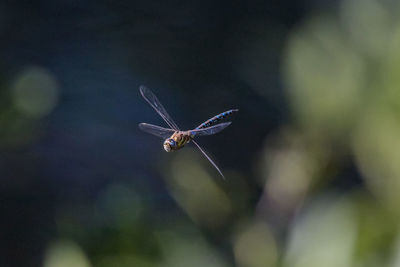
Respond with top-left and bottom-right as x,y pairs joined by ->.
163,139 -> 176,152
168,139 -> 176,147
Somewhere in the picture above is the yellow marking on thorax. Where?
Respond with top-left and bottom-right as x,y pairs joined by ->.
171,131 -> 192,150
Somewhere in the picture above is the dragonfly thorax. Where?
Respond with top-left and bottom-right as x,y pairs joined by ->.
163,131 -> 192,152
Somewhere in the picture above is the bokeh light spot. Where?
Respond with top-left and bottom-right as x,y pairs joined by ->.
284,196 -> 357,267
233,221 -> 278,267
352,107 -> 400,212
157,230 -> 228,267
11,66 -> 60,118
43,240 -> 91,267
165,150 -> 232,228
283,15 -> 364,139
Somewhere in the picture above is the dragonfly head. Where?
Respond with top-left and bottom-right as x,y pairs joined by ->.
163,138 -> 177,152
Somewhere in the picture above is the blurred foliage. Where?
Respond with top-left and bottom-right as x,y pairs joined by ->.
3,0 -> 400,266
280,0 -> 400,266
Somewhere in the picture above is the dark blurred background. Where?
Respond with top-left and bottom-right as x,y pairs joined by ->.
2,0 -> 400,266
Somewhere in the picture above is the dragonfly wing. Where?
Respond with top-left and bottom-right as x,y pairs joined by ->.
192,140 -> 225,179
140,86 -> 180,130
191,122 -> 231,137
139,123 -> 175,139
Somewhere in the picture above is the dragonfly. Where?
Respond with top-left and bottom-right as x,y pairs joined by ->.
138,86 -> 238,179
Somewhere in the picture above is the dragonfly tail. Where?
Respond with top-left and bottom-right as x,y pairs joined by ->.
196,109 -> 238,129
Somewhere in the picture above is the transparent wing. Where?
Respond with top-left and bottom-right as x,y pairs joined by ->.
140,86 -> 180,130
190,122 -> 231,137
139,123 -> 175,139
192,140 -> 225,179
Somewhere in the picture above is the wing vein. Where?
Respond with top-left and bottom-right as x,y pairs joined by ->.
138,123 -> 175,139
192,140 -> 225,179
140,86 -> 180,130
190,122 -> 231,137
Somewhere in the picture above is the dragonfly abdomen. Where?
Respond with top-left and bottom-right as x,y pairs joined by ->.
196,109 -> 238,129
